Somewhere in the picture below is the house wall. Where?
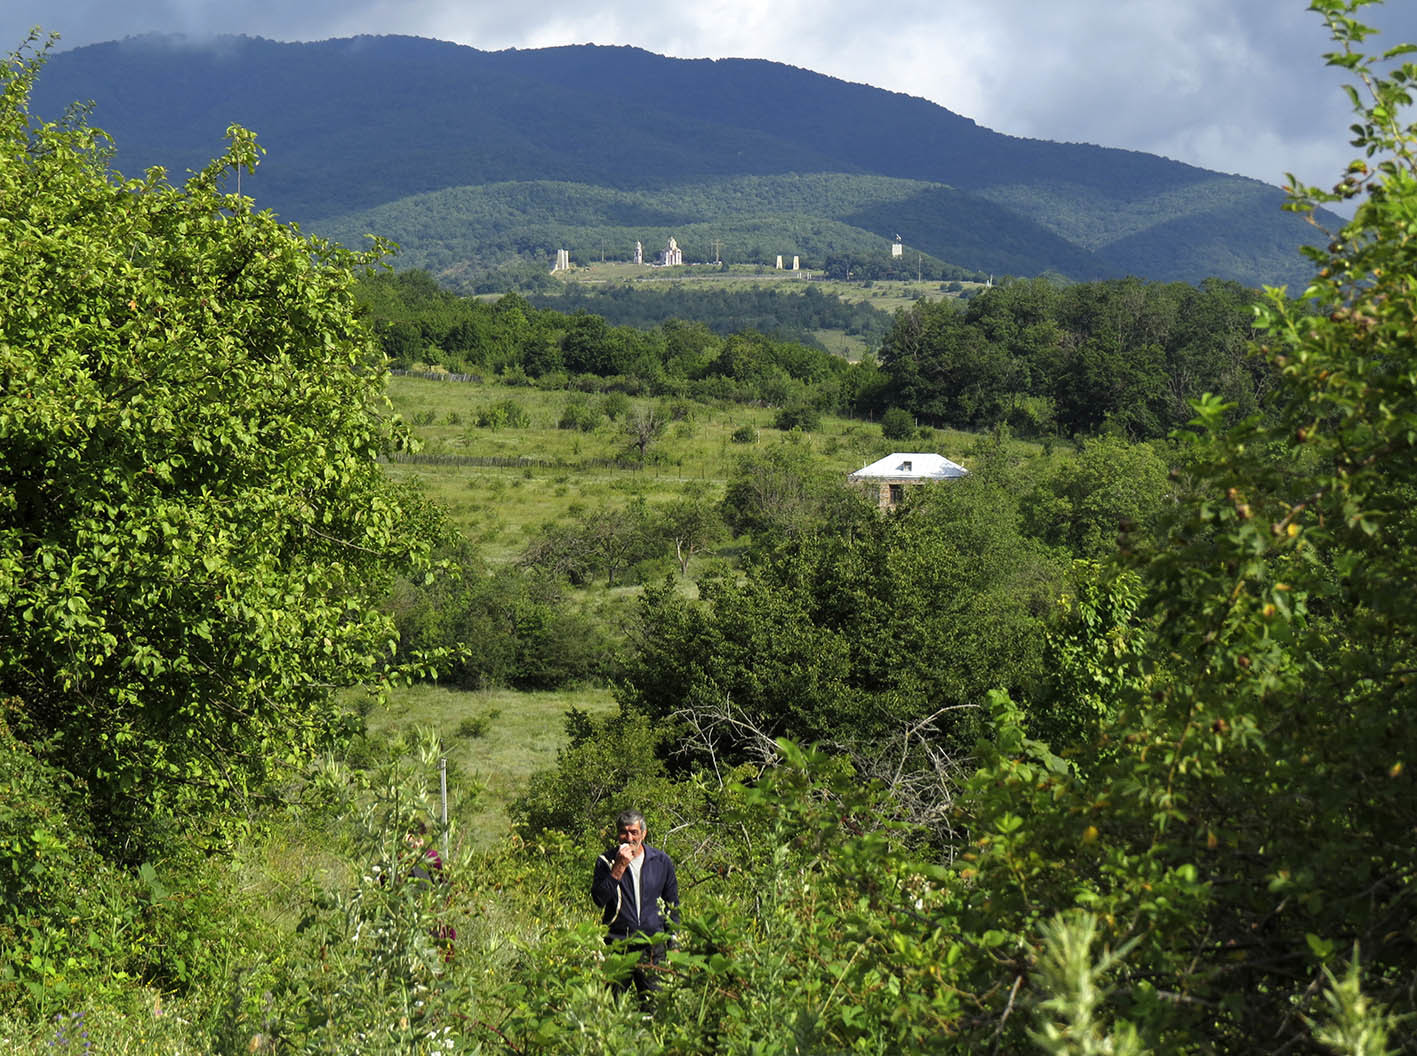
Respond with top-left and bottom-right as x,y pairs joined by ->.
859,477 -> 918,508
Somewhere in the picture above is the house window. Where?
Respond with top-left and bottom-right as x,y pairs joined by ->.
889,484 -> 904,505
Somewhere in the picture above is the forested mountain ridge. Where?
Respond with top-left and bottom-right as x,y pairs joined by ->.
30,32 -> 1329,287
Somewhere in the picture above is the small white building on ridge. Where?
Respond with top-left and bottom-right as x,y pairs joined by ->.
848,452 -> 968,508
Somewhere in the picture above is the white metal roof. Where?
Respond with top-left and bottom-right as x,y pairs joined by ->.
847,452 -> 969,480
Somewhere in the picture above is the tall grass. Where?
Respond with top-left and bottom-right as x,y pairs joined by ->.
364,683 -> 617,847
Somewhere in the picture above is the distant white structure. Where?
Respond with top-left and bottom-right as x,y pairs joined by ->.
848,452 -> 968,509
892,235 -> 903,258
634,240 -> 644,265
792,255 -> 800,271
775,255 -> 784,269
553,248 -> 570,272
661,237 -> 683,266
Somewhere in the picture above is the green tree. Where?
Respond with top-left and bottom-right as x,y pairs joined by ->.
880,406 -> 917,441
878,298 -> 1015,427
623,476 -> 1064,765
656,490 -> 727,576
0,39 -> 435,857
522,503 -> 658,588
773,400 -> 822,432
1024,435 -> 1173,558
957,4 -> 1417,1048
720,439 -> 870,540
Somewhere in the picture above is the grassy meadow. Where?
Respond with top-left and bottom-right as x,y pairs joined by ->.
371,373 -> 1003,844
381,373 -> 984,559
361,683 -> 617,848
554,260 -> 982,315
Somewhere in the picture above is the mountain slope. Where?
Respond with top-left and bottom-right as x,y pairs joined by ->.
30,33 -> 1328,286
317,173 -> 1108,281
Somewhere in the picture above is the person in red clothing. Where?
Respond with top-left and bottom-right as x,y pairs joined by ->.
406,822 -> 456,961
590,809 -> 679,997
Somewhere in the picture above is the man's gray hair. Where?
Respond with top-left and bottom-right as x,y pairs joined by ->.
616,809 -> 646,832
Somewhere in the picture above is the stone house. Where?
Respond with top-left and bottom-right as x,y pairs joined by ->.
847,452 -> 968,508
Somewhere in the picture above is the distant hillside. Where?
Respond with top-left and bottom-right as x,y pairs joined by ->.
315,174 -> 1099,283
30,33 -> 1333,287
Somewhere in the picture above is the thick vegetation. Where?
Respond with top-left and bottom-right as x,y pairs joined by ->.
0,30 -> 438,1008
356,268 -> 884,417
878,275 -> 1272,439
358,266 -> 1275,444
526,280 -> 895,350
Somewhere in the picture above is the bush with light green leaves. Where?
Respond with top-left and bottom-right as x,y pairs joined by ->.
953,2 -> 1417,1049
0,34 -> 439,857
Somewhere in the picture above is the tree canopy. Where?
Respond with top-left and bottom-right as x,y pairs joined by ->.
876,276 -> 1271,438
0,36 -> 434,857
953,3 -> 1417,1045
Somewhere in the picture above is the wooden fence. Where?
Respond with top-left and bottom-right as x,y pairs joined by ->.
390,369 -> 485,384
383,452 -> 646,471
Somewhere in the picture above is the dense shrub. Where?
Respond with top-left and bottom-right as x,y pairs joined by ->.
476,398 -> 531,429
773,401 -> 821,431
558,395 -> 603,432
880,406 -> 916,440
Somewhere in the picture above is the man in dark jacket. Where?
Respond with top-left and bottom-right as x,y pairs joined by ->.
590,809 -> 678,996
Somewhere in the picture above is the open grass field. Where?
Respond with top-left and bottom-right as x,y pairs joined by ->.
363,684 -> 618,848
810,327 -> 871,361
553,260 -> 985,315
383,374 -> 983,561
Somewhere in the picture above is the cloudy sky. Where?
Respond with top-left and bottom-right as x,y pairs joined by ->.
8,0 -> 1417,196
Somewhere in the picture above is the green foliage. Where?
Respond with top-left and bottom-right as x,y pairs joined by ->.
624,476 -> 1065,762
522,501 -> 662,589
877,297 -> 1015,428
1,705 -> 276,1024
510,707 -> 691,842
476,396 -> 532,429
511,738 -> 967,1054
1031,566 -> 1148,752
390,533 -> 612,690
878,276 -> 1270,439
656,490 -> 727,576
720,439 -> 870,540
1027,912 -> 1146,1056
531,280 -> 895,350
0,39 -> 436,857
251,740 -> 466,1053
879,405 -> 917,440
600,390 -> 632,421
772,400 -> 821,432
557,393 -> 603,431
0,703 -> 133,1013
1024,436 -> 1173,558
1310,953 -> 1399,1056
950,5 -> 1417,1048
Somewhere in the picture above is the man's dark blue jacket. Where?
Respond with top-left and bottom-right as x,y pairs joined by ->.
591,844 -> 679,939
